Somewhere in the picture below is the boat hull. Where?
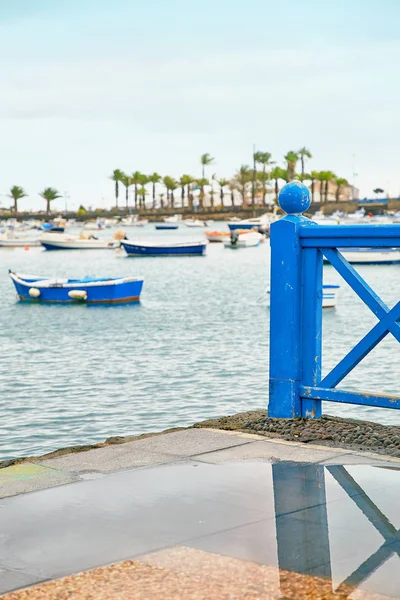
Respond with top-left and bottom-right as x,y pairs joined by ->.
9,273 -> 143,304
324,249 -> 400,265
224,232 -> 263,248
121,241 -> 207,256
264,285 -> 340,308
205,231 -> 230,243
155,225 -> 178,230
228,223 -> 258,231
40,236 -> 119,250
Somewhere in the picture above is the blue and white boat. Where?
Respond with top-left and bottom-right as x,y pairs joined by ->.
121,239 -> 207,256
9,271 -> 143,304
40,222 -> 65,233
228,214 -> 271,232
155,224 -> 179,230
264,284 -> 340,308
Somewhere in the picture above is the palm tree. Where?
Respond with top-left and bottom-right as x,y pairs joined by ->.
270,167 -> 287,203
284,151 -> 299,181
317,171 -> 336,203
120,174 -> 131,209
298,147 -> 312,176
131,171 -> 143,209
9,186 -> 27,213
110,169 -> 124,209
324,171 -> 337,202
138,186 -> 147,208
179,175 -> 195,208
233,166 -> 252,206
196,178 -> 209,210
138,174 -> 148,209
39,187 -> 61,214
335,177 -> 348,202
227,180 -> 236,208
210,174 -> 217,209
200,153 -> 215,179
310,170 -> 319,203
169,179 -> 178,208
147,173 -> 162,209
216,178 -> 229,208
254,152 -> 274,204
163,176 -> 178,208
316,171 -> 327,203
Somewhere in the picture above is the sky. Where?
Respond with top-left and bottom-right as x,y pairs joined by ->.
0,0 -> 399,211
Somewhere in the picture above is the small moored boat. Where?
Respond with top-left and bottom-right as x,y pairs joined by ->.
184,219 -> 205,228
9,271 -> 143,304
205,231 -> 231,243
164,214 -> 182,223
40,233 -> 120,250
223,231 -> 264,248
155,224 -> 179,230
324,248 -> 400,265
264,284 -> 340,309
227,214 -> 271,233
121,239 -> 207,256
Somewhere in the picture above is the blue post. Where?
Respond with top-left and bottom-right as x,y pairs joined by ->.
301,246 -> 323,417
269,181 -> 315,418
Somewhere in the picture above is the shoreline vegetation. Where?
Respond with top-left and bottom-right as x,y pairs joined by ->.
2,148 -> 391,217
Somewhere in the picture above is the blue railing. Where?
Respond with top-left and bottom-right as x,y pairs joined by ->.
268,181 -> 400,418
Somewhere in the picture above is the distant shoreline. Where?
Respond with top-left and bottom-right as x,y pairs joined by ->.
2,198 -> 400,221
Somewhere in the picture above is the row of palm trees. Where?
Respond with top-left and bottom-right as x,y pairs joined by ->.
110,148 -> 350,210
6,186 -> 61,214
110,153 -> 217,211
5,149 -> 350,214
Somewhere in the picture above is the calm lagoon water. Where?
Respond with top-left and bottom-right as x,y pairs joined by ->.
1,225 -> 399,460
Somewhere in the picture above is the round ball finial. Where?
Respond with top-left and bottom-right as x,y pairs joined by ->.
278,181 -> 311,215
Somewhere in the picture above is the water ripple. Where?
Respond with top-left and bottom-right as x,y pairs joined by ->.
1,230 -> 400,460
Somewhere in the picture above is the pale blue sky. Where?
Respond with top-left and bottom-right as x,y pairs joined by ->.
0,0 -> 399,210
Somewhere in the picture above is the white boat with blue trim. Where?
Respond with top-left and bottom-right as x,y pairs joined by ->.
264,284 -> 340,308
40,233 -> 120,250
9,271 -> 144,304
325,248 -> 400,265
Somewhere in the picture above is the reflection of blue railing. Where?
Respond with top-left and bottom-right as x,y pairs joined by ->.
268,181 -> 400,418
273,463 -> 400,597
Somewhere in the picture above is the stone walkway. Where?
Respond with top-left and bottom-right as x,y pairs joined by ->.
1,429 -> 399,598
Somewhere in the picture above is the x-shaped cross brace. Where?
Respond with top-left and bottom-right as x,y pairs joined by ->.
327,465 -> 400,597
320,249 -> 400,388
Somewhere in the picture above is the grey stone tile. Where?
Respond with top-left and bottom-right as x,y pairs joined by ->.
191,439 -> 348,464
320,453 -> 396,467
0,567 -> 44,595
188,519 -> 278,567
0,462 -> 267,581
122,429 -> 250,456
39,446 -> 178,474
38,430 -> 250,474
0,463 -> 78,499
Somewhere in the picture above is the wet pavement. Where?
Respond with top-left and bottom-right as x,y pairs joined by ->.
0,429 -> 400,598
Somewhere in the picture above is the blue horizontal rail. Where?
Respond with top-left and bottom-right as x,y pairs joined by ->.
300,386 -> 400,409
268,181 -> 400,419
300,224 -> 400,248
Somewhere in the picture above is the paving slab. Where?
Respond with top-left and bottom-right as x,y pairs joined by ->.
38,429 -> 251,473
38,446 -> 179,474
0,464 -> 78,499
0,570 -> 44,595
191,438 -> 350,464
320,452 -> 397,466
